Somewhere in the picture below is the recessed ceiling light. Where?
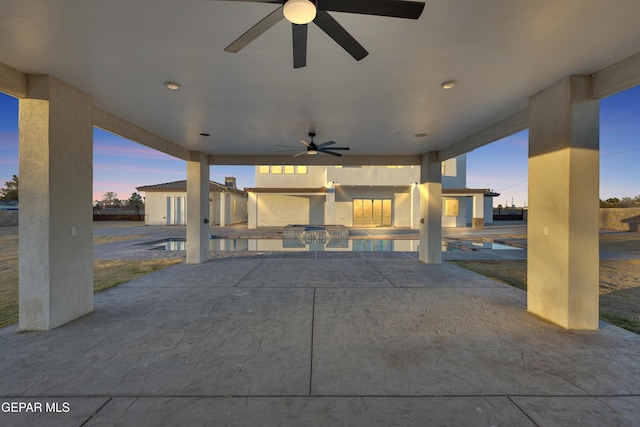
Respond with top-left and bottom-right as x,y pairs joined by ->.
200,133 -> 211,137
414,133 -> 427,138
164,81 -> 180,90
441,80 -> 457,90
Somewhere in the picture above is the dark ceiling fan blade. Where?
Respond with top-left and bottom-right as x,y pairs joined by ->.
320,150 -> 343,157
277,144 -> 302,148
292,24 -> 308,69
317,140 -> 336,147
320,146 -> 349,150
224,6 -> 284,53
313,11 -> 368,61
318,0 -> 425,19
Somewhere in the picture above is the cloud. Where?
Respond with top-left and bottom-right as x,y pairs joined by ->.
94,162 -> 185,175
93,142 -> 180,161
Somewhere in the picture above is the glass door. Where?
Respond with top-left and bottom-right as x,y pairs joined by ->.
353,199 -> 392,226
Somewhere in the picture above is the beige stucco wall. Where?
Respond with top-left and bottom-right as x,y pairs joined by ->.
143,190 -> 247,226
600,207 -> 640,231
227,192 -> 248,224
255,194 -> 322,226
255,165 -> 326,187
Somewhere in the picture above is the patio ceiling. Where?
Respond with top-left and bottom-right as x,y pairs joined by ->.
1,0 -> 640,158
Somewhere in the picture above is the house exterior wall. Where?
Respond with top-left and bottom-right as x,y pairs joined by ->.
442,196 -> 466,227
254,194 -> 325,227
143,190 -> 246,226
442,155 -> 466,188
328,166 -> 419,186
250,155 -> 472,228
255,165 -> 326,187
145,191 -> 182,225
227,192 -> 248,224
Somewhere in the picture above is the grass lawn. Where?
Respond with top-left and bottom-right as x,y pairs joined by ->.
0,232 -> 180,329
450,259 -> 640,334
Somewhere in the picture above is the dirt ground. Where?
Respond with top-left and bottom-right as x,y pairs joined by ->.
0,229 -> 179,328
451,232 -> 640,334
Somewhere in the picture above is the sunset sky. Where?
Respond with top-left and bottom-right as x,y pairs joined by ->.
1,86 -> 639,206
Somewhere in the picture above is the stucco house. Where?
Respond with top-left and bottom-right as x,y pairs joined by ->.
137,177 -> 247,226
246,155 -> 497,229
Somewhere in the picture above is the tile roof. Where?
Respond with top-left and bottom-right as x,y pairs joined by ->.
136,180 -> 245,194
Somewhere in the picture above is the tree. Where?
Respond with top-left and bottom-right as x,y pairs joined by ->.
0,175 -> 18,201
127,192 -> 144,214
101,191 -> 123,207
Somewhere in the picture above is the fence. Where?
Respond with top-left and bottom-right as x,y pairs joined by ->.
93,207 -> 145,222
493,208 -> 527,221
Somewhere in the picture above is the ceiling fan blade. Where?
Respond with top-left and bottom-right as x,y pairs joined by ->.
320,150 -> 343,157
292,24 -> 308,68
318,0 -> 425,19
294,151 -> 308,157
313,11 -> 368,61
299,139 -> 311,147
317,140 -> 336,148
320,146 -> 349,150
224,6 -> 284,53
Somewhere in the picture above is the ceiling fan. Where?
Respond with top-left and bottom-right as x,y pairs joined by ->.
223,0 -> 425,68
277,132 -> 350,156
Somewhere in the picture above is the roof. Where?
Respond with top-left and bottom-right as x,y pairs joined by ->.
136,180 -> 246,195
245,187 -> 328,194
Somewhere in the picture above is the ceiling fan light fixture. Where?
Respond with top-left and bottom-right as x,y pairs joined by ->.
307,149 -> 318,155
441,80 -> 457,90
283,0 -> 316,25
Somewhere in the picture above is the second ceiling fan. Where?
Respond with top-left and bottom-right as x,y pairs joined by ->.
223,0 -> 425,68
278,132 -> 349,157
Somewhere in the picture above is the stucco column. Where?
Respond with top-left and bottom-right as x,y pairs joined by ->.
325,186 -> 335,224
18,75 -> 93,330
410,183 -> 420,230
472,194 -> 485,229
418,152 -> 442,264
528,75 -> 599,330
248,192 -> 257,229
186,152 -> 209,264
219,192 -> 227,227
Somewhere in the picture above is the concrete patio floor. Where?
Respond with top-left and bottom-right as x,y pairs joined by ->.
1,225 -> 639,426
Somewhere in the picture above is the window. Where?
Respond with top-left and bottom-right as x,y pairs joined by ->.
259,165 -> 269,174
284,165 -> 295,174
296,165 -> 307,174
445,199 -> 459,216
271,165 -> 283,174
233,199 -> 237,215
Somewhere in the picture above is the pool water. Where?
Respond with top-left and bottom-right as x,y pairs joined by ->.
138,238 -> 522,252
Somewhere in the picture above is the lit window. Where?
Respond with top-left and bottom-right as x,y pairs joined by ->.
445,199 -> 459,216
259,165 -> 269,174
271,165 -> 283,174
296,165 -> 307,174
284,165 -> 295,174
334,165 -> 342,168
233,199 -> 237,215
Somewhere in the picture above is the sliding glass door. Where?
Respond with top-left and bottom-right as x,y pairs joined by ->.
353,199 -> 392,226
